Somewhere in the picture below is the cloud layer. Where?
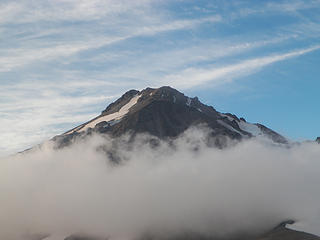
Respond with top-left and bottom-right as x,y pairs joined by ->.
1,129 -> 320,239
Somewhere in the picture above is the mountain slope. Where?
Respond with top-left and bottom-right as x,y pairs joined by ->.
53,86 -> 287,147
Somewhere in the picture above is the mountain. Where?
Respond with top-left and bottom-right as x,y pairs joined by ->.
52,86 -> 287,148
23,86 -> 319,240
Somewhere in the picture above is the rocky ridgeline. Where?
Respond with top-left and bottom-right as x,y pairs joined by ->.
53,86 -> 287,148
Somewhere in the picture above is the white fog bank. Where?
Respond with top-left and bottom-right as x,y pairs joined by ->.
0,128 -> 319,239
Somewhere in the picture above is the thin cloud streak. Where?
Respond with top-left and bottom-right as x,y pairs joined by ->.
0,0 -> 153,24
165,45 -> 320,89
229,0 -> 320,19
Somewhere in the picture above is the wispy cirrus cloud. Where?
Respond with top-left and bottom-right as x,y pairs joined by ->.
0,0 -> 153,23
0,15 -> 221,72
162,45 -> 320,89
228,0 -> 320,19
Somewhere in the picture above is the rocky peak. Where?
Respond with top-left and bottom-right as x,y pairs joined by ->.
140,86 -> 203,108
56,86 -> 288,147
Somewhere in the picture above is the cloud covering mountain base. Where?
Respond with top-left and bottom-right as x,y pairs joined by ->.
0,128 -> 320,239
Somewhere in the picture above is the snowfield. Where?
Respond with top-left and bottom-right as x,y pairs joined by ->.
65,94 -> 141,135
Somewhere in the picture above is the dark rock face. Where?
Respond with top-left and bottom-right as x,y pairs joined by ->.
54,86 -> 287,148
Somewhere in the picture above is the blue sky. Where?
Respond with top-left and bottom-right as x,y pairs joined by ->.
1,0 -> 320,156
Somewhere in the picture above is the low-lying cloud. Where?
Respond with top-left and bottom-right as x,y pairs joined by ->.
0,128 -> 320,239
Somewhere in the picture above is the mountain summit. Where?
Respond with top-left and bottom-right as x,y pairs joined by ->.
54,86 -> 287,147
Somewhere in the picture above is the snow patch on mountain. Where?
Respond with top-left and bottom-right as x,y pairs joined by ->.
219,113 -> 263,137
217,120 -> 243,135
186,97 -> 192,106
220,113 -> 235,122
285,221 -> 316,235
66,94 -> 141,134
238,120 -> 262,136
